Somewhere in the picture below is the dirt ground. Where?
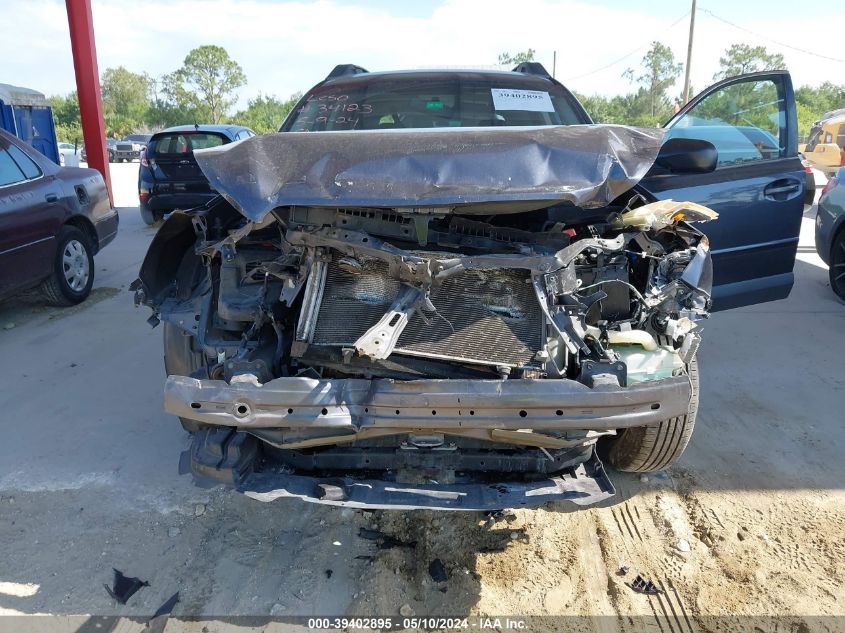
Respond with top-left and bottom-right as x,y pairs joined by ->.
0,164 -> 843,632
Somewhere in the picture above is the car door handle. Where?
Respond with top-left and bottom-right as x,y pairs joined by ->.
45,193 -> 58,203
763,179 -> 801,199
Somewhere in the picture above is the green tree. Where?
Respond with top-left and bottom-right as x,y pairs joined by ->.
714,44 -> 785,80
793,83 -> 845,138
146,70 -> 208,128
498,49 -> 536,65
167,45 -> 247,123
50,92 -> 82,143
574,93 -> 613,122
233,93 -> 302,134
101,66 -> 153,137
796,101 -> 818,140
795,82 -> 845,117
623,42 -> 683,123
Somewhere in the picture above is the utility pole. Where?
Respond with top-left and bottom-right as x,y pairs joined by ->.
66,0 -> 112,205
683,0 -> 697,104
552,51 -> 557,78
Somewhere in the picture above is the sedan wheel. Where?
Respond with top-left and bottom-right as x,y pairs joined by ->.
40,226 -> 95,305
140,205 -> 163,226
830,231 -> 845,301
62,239 -> 91,292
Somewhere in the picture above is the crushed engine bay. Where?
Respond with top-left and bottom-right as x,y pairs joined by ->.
134,126 -> 716,510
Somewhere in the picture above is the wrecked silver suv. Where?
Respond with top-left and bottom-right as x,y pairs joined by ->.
134,119 -> 717,510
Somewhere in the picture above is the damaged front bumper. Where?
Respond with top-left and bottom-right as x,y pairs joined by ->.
170,374 -> 690,510
179,425 -> 616,510
166,374 -> 692,431
236,453 -> 615,511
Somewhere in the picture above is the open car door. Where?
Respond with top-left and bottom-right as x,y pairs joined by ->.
637,70 -> 804,310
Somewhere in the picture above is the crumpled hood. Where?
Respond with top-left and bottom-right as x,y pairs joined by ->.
194,124 -> 665,222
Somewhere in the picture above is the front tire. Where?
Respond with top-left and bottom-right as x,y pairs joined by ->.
39,226 -> 95,305
163,321 -> 208,433
828,229 -> 845,302
140,205 -> 163,226
605,357 -> 699,472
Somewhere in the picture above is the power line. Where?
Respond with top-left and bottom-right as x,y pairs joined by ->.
700,7 -> 845,63
563,11 -> 690,82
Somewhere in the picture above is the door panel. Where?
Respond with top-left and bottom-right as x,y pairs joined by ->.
0,145 -> 62,296
0,177 -> 59,295
638,71 -> 804,311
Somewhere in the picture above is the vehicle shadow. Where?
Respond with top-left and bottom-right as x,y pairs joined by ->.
680,256 -> 844,493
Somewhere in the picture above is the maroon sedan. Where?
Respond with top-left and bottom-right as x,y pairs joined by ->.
0,129 -> 118,304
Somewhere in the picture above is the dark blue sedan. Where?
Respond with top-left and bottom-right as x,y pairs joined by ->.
138,124 -> 255,226
814,167 -> 845,300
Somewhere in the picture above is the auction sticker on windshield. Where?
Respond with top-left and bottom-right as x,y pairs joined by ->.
491,88 -> 555,112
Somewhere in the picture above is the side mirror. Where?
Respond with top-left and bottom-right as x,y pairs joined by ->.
655,137 -> 718,174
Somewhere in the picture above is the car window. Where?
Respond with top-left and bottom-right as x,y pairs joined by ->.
150,132 -> 226,156
0,149 -> 26,186
665,78 -> 785,168
285,75 -> 585,132
7,144 -> 43,179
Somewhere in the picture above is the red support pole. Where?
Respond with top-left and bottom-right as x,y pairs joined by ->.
65,0 -> 112,205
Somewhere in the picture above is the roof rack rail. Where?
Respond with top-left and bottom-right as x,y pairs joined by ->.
820,107 -> 845,121
511,62 -> 552,79
325,64 -> 369,80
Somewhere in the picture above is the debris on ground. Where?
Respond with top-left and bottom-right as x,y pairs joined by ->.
399,603 -> 415,617
358,527 -> 417,550
483,510 -> 517,527
428,559 -> 448,583
617,564 -> 630,576
104,568 -> 149,604
325,569 -> 333,579
675,539 -> 691,552
628,574 -> 662,595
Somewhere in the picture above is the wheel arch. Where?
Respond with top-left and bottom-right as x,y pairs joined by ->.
828,216 -> 845,263
64,215 -> 99,254
137,211 -> 198,307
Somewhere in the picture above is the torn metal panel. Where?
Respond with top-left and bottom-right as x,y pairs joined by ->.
238,452 -> 615,511
286,225 -> 629,284
193,125 -> 665,222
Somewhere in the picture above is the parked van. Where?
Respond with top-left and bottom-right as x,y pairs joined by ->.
801,109 -> 845,176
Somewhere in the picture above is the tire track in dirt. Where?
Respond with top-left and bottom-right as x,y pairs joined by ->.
592,475 -> 697,633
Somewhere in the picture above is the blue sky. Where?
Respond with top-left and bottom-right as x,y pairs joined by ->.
1,0 -> 841,110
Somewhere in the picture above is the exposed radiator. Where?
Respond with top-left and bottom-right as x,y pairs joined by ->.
299,254 -> 543,367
